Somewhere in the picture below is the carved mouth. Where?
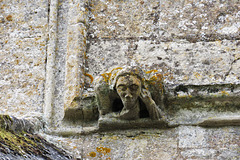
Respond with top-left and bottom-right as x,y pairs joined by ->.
123,98 -> 137,103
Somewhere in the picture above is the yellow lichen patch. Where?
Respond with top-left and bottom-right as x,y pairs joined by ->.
145,69 -> 158,74
101,72 -> 112,83
144,72 -> 165,94
83,51 -> 88,59
84,73 -> 94,83
0,128 -> 38,155
108,67 -> 123,83
88,151 -> 96,157
148,73 -> 163,84
96,146 -> 111,156
194,72 -> 201,79
221,90 -> 229,96
100,67 -> 123,83
111,67 -> 123,73
6,15 -> 13,21
88,146 -> 111,159
183,75 -> 189,80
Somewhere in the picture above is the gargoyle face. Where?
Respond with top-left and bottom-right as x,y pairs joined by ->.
116,75 -> 141,108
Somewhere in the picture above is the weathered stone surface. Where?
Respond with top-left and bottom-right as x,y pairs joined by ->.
89,0 -> 161,39
1,0 -> 240,159
178,126 -> 240,159
42,126 -> 240,159
0,0 -> 48,118
64,0 -> 88,112
88,39 -> 240,85
43,128 -> 178,159
89,0 -> 240,41
198,116 -> 240,127
49,0 -> 69,126
49,0 -> 90,126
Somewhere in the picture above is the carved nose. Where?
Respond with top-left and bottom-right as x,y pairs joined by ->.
125,93 -> 132,98
125,89 -> 133,98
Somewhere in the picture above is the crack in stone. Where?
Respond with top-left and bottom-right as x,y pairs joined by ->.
224,57 -> 240,81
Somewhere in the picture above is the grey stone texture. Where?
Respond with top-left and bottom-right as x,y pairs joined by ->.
0,0 -> 240,159
42,126 -> 240,159
89,0 -> 240,40
88,39 -> 240,85
0,0 -> 48,118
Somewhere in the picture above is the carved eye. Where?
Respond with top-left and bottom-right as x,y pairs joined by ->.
117,85 -> 127,91
130,84 -> 139,90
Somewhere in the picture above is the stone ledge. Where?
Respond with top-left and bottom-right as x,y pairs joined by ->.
198,116 -> 240,127
98,117 -> 168,131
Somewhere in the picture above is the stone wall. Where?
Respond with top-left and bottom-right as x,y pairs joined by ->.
44,126 -> 240,159
0,0 -> 239,159
87,0 -> 240,85
0,0 -> 48,118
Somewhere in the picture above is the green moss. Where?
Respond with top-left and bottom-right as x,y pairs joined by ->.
0,115 -> 12,129
0,115 -> 72,159
0,128 -> 39,155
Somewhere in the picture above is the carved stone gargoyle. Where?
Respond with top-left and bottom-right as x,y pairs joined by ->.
94,66 -> 168,130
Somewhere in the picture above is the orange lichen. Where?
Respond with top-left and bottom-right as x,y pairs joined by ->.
149,73 -> 163,82
221,90 -> 229,96
101,67 -> 123,83
84,73 -> 94,83
194,72 -> 201,79
6,15 -> 13,21
156,73 -> 163,81
145,69 -> 158,74
101,72 -> 112,83
88,152 -> 96,157
96,146 -> 111,156
83,52 -> 88,59
96,146 -> 103,152
111,67 -> 123,73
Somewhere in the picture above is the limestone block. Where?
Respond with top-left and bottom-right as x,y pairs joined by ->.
64,23 -> 87,110
180,148 -> 217,159
68,0 -> 88,25
88,39 -> 240,85
177,126 -> 240,159
178,126 -> 208,148
89,0 -> 240,40
44,129 -> 178,159
160,0 -> 240,41
0,0 -> 48,118
198,116 -> 240,127
42,126 -> 240,159
89,0 -> 161,38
